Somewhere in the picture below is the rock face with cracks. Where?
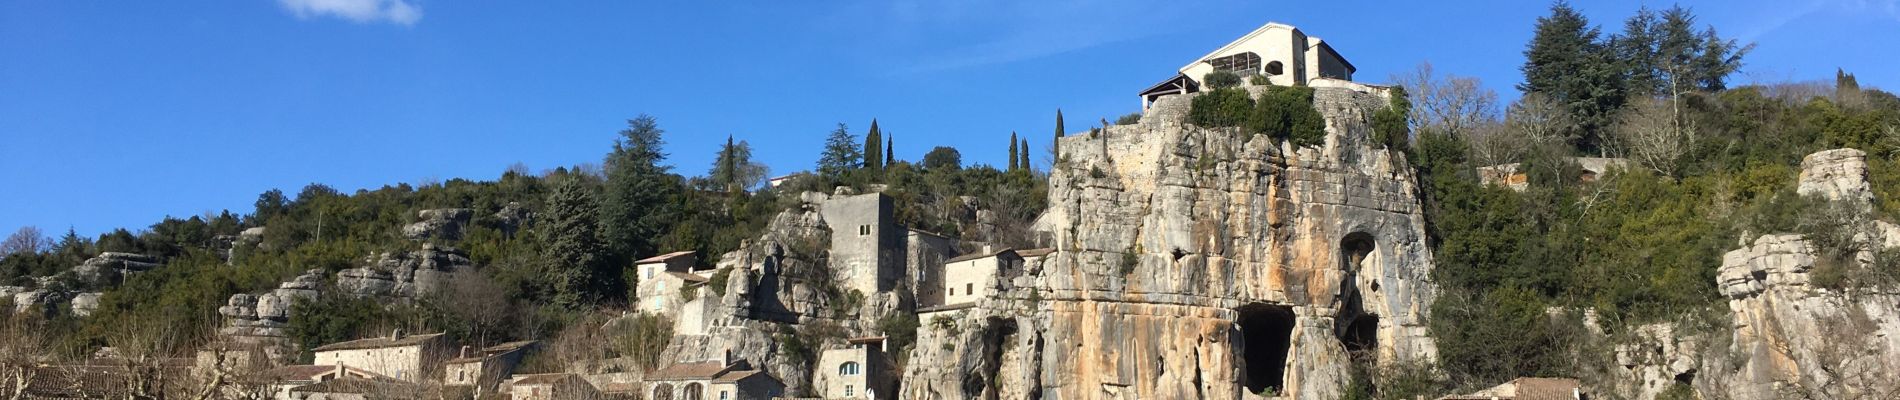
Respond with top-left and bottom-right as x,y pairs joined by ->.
900,85 -> 1440,400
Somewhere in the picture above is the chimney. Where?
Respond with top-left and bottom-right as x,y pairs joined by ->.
722,349 -> 734,366
333,363 -> 344,381
390,328 -> 404,340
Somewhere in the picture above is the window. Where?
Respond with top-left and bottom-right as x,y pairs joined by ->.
1265,61 -> 1285,76
1207,52 -> 1262,74
720,391 -> 729,400
948,287 -> 955,296
859,225 -> 871,236
841,361 -> 861,376
966,283 -> 974,295
845,385 -> 855,397
645,267 -> 654,279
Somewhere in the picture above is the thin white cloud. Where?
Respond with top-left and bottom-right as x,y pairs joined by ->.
277,0 -> 422,25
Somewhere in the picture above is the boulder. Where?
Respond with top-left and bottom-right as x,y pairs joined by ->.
401,208 -> 473,241
70,292 -> 102,317
1797,148 -> 1874,209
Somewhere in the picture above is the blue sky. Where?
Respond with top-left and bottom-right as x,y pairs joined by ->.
3,0 -> 1897,237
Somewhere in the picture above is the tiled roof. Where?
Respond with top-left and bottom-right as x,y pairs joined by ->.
289,377 -> 416,394
847,336 -> 887,344
312,332 -> 445,352
449,340 -> 539,363
668,271 -> 710,283
512,373 -> 585,385
263,365 -> 338,381
636,250 -> 696,264
647,361 -> 730,381
712,369 -> 763,383
945,248 -> 1016,264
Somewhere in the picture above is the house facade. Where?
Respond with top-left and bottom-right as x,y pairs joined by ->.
510,373 -> 601,400
310,331 -> 452,383
813,337 -> 896,400
644,357 -> 783,400
444,340 -> 538,394
939,248 -> 1023,306
636,251 -> 708,316
1139,22 -> 1357,108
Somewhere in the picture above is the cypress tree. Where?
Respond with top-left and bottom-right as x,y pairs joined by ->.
1054,109 -> 1065,161
885,136 -> 895,166
864,119 -> 883,171
1007,132 -> 1020,171
1019,138 -> 1032,173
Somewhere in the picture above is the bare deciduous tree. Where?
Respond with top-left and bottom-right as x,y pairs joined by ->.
0,227 -> 51,257
0,313 -> 51,400
1394,61 -> 1500,138
1614,97 -> 1697,175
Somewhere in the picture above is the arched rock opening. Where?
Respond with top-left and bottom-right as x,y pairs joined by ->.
1235,303 -> 1296,394
1338,232 -> 1380,365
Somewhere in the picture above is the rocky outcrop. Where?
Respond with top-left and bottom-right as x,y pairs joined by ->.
901,84 -> 1438,400
493,202 -> 533,237
1608,148 -> 1900,400
335,243 -> 472,299
69,252 -> 161,285
216,269 -> 323,360
401,208 -> 473,241
1797,148 -> 1874,209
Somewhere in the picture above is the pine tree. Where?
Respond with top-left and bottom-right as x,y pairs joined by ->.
864,119 -> 883,171
817,123 -> 862,178
543,177 -> 609,308
885,136 -> 895,166
1519,0 -> 1622,154
1019,138 -> 1032,173
1615,6 -> 1660,96
601,114 -> 677,267
1008,132 -> 1020,171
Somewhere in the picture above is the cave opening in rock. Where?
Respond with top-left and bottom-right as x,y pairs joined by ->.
1341,314 -> 1378,362
1236,303 -> 1295,394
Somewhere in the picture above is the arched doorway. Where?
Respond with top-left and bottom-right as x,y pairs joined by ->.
1337,232 -> 1380,365
683,383 -> 704,400
652,383 -> 675,400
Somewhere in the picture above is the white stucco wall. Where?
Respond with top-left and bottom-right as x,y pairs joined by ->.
816,348 -> 872,399
314,345 -> 425,382
942,256 -> 1006,305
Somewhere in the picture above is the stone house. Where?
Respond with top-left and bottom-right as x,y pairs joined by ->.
906,228 -> 958,308
938,248 -> 1024,307
260,364 -> 387,400
644,357 -> 783,400
1477,157 -> 1630,191
819,193 -> 905,296
510,373 -> 602,400
444,340 -> 538,395
1139,21 -> 1357,108
310,331 -> 452,383
814,336 -> 896,399
635,251 -> 710,316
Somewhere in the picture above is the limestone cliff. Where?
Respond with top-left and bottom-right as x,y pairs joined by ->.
1613,148 -> 1900,400
901,84 -> 1440,400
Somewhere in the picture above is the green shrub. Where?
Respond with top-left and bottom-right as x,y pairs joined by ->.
1251,86 -> 1327,148
1203,71 -> 1243,89
707,267 -> 732,296
1188,88 -> 1255,128
1115,113 -> 1142,125
1248,74 -> 1270,85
